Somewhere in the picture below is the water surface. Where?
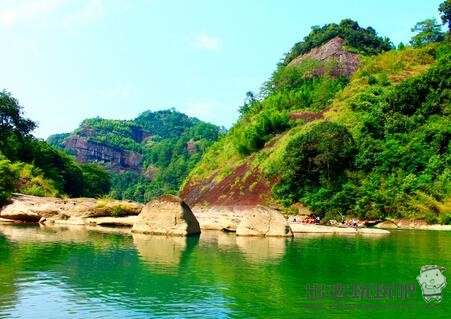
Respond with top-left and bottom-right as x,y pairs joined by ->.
0,224 -> 449,318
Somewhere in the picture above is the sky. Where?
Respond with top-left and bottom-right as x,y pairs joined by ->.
0,0 -> 445,139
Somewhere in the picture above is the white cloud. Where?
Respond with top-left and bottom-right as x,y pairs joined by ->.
189,33 -> 222,51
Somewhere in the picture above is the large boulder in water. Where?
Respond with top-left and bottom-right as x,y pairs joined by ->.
236,206 -> 293,237
132,195 -> 201,236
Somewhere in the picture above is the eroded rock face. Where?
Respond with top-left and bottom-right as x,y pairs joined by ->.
64,135 -> 142,173
289,37 -> 360,77
236,206 -> 293,237
0,194 -> 143,225
132,195 -> 201,236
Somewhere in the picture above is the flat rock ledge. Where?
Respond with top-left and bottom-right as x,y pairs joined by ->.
0,194 -> 143,226
236,206 -> 293,237
374,218 -> 451,231
132,195 -> 201,236
290,223 -> 390,234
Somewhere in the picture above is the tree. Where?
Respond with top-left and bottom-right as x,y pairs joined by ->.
439,0 -> 451,32
0,90 -> 36,141
239,91 -> 258,115
0,156 -> 16,204
410,18 -> 445,47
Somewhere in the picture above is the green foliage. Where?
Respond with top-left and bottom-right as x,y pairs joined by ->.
332,48 -> 450,220
273,121 -> 356,208
410,19 -> 445,47
79,163 -> 111,197
232,68 -> 348,157
0,90 -> 36,143
135,108 -> 202,139
110,120 -> 221,203
0,155 -> 16,204
46,133 -> 69,150
10,162 -> 59,197
283,19 -> 392,65
0,92 -> 111,200
110,206 -> 126,217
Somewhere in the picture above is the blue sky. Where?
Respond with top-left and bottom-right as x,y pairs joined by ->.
0,0 -> 445,138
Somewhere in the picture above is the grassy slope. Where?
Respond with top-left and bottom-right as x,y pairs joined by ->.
182,44 -> 449,221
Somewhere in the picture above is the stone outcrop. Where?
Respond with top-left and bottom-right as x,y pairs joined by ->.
0,194 -> 143,225
289,37 -> 360,77
64,135 -> 142,173
236,206 -> 293,237
191,206 -> 244,231
132,195 -> 201,236
375,218 -> 430,229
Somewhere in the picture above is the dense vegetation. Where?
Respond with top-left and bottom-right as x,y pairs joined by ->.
49,109 -> 222,203
274,48 -> 450,223
283,19 -> 392,65
0,91 -> 110,204
184,4 -> 450,224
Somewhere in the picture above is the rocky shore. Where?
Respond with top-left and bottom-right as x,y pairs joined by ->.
1,194 -> 449,235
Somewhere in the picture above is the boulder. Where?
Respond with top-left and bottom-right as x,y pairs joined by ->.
236,206 -> 293,237
0,194 -> 143,225
374,220 -> 399,229
132,195 -> 201,236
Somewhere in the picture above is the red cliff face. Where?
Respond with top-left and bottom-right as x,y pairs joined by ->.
64,135 -> 142,173
289,37 -> 360,77
180,163 -> 277,208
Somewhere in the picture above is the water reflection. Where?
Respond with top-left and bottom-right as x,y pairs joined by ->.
0,223 -> 131,244
236,236 -> 290,262
0,224 -> 449,318
133,233 -> 189,274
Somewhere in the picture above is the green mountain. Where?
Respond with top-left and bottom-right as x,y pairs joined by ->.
0,91 -> 110,203
181,19 -> 450,224
48,109 -> 223,203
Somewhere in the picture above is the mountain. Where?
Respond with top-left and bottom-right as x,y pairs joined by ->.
181,20 -> 450,224
48,109 -> 223,203
1,91 -> 110,203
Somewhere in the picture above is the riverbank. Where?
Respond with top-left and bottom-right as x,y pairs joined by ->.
1,195 -> 449,233
289,223 -> 390,234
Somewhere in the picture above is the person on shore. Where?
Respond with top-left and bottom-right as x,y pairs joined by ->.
341,215 -> 345,225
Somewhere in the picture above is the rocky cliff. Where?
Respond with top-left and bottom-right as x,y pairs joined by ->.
64,135 -> 142,173
289,37 -> 360,76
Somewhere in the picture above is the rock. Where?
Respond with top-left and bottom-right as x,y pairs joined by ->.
0,194 -> 143,225
288,37 -> 360,77
236,206 -> 293,237
374,220 -> 399,229
290,223 -> 390,234
85,216 -> 137,227
191,206 -> 244,231
64,135 -> 142,173
132,195 -> 201,236
0,211 -> 42,222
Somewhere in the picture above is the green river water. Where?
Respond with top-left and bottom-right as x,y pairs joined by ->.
0,224 -> 449,318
